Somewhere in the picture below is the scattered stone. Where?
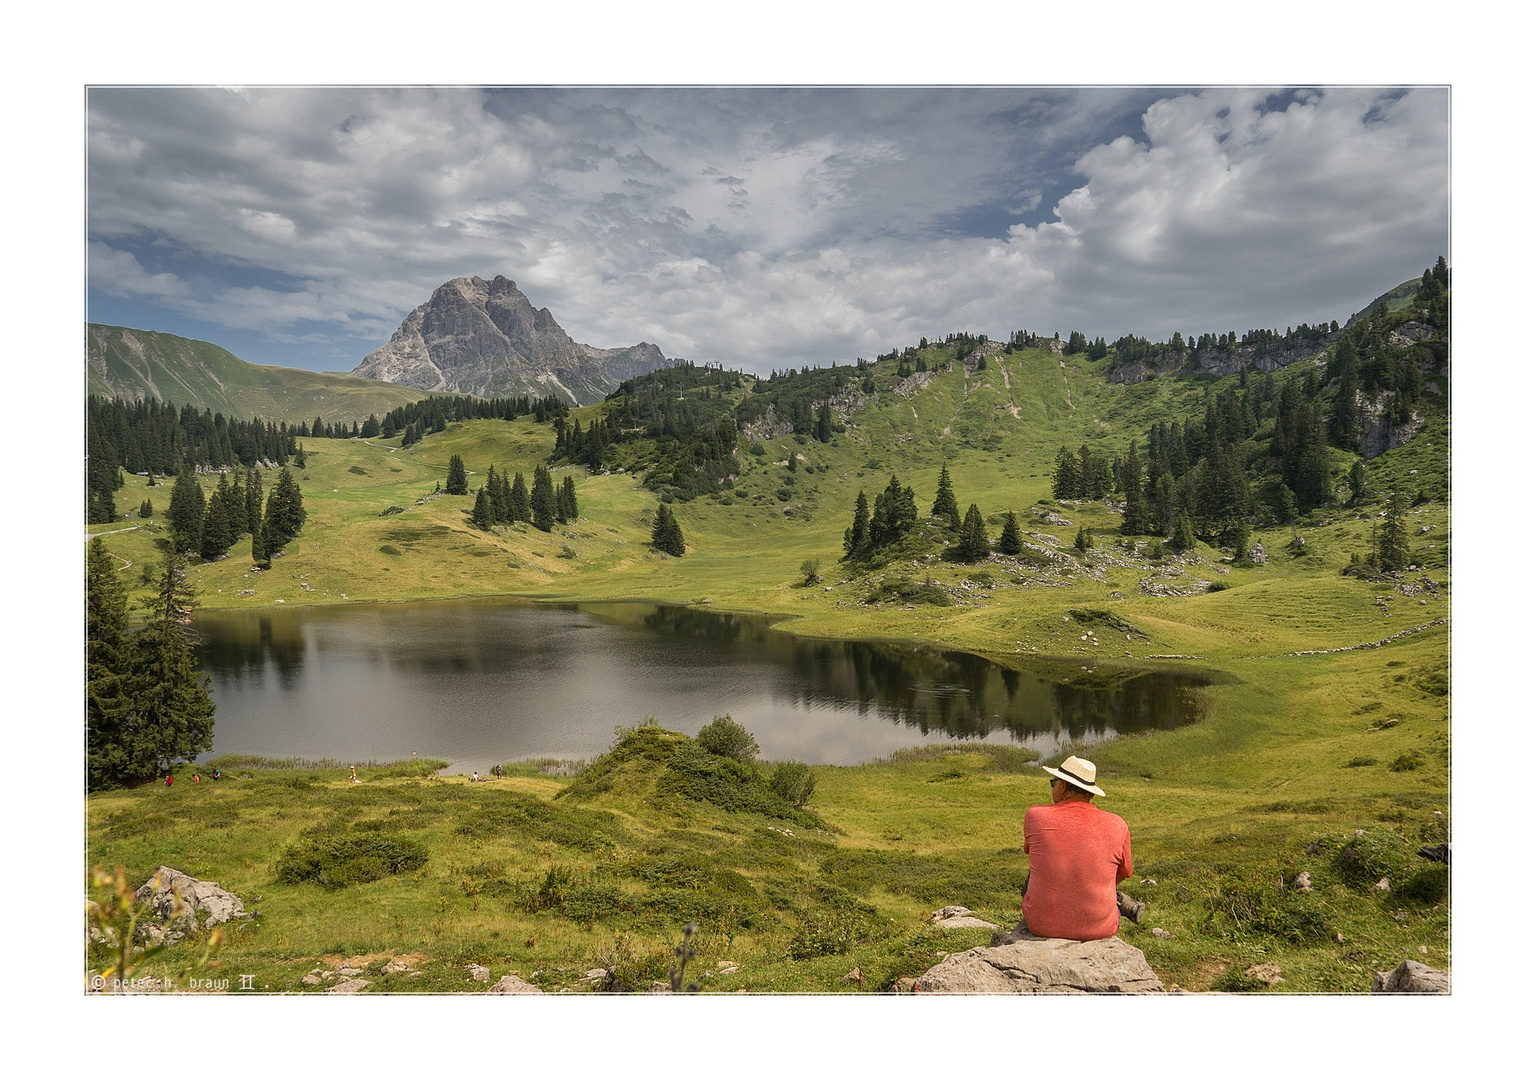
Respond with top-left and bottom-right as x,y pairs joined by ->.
301,972 -> 324,985
931,905 -> 1001,930
487,974 -> 544,995
920,933 -> 1163,994
1152,928 -> 1172,940
1292,872 -> 1313,892
843,966 -> 864,985
715,961 -> 740,975
582,968 -> 607,984
382,959 -> 412,975
466,964 -> 490,982
337,965 -> 362,977
1334,933 -> 1345,944
1371,960 -> 1449,995
1375,878 -> 1391,892
327,978 -> 370,994
1247,542 -> 1267,565
1244,963 -> 1284,986
891,977 -> 920,994
1140,878 -> 1157,887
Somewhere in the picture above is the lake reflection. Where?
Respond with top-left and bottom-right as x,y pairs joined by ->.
193,599 -> 1209,772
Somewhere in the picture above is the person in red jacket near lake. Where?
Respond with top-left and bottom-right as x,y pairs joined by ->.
1017,755 -> 1139,941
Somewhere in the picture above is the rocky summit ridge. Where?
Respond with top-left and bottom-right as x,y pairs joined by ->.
350,275 -> 670,405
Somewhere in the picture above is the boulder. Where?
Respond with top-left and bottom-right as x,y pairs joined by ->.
135,866 -> 249,932
917,933 -> 1164,994
487,974 -> 544,995
930,906 -> 1001,930
1371,960 -> 1449,994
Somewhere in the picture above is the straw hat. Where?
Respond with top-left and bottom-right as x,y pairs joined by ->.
1043,755 -> 1107,797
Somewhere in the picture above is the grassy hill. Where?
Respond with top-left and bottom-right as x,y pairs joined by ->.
86,324 -> 429,423
87,315 -> 1450,994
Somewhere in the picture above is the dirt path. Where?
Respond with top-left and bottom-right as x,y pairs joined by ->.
1059,360 -> 1075,414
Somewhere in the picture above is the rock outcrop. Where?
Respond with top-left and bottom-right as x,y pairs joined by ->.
917,933 -> 1164,994
133,866 -> 251,942
1371,960 -> 1450,994
351,275 -> 669,404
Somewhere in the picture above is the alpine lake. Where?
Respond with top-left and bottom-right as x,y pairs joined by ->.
192,598 -> 1214,774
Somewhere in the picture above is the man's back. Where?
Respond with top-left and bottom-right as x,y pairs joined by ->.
1021,800 -> 1132,941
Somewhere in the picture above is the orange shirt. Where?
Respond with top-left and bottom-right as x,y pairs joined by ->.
1021,800 -> 1133,941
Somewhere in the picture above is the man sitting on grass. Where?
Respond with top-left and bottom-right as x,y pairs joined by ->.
1016,755 -> 1141,942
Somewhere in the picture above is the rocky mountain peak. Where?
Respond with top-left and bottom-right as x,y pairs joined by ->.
351,276 -> 669,404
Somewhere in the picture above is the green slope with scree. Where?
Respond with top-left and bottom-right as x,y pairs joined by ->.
87,324 -> 429,423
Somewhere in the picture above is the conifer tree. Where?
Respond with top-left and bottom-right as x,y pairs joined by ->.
262,467 -> 307,550
559,476 -> 579,522
87,538 -> 133,789
471,486 -> 494,531
446,454 -> 468,496
123,550 -> 216,781
1119,442 -> 1146,535
1171,510 -> 1197,553
931,465 -> 960,528
651,503 -> 686,556
956,504 -> 990,562
167,467 -> 205,552
530,465 -> 556,531
844,490 -> 870,556
1375,489 -> 1411,572
139,498 -> 153,519
997,510 -> 1023,555
510,472 -> 531,523
244,467 -> 264,535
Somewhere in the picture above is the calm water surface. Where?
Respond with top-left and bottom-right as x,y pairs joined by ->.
193,599 -> 1210,772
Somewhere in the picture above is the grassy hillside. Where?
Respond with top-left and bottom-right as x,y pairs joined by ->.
86,324 -> 428,423
87,334 -> 1450,994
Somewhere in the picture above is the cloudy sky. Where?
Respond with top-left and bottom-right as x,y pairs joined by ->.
85,85 -> 1448,376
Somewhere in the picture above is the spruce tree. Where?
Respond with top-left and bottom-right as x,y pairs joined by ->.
139,498 -> 153,519
651,503 -> 685,556
510,472 -> 531,523
446,454 -> 468,496
932,465 -> 960,528
956,504 -> 990,562
997,511 -> 1023,555
1375,489 -> 1411,572
530,465 -> 556,531
559,476 -> 579,522
1119,442 -> 1146,535
124,551 -> 216,781
844,490 -> 870,556
263,467 -> 307,549
87,538 -> 134,789
471,487 -> 494,531
167,467 -> 205,552
1171,510 -> 1197,553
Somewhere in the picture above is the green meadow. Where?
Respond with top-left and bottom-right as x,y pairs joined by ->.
87,344 -> 1450,993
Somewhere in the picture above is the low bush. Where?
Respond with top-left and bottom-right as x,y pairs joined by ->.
275,830 -> 429,888
697,715 -> 759,762
769,761 -> 817,807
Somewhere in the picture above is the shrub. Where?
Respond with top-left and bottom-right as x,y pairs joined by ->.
786,910 -> 869,960
1344,756 -> 1377,768
275,832 -> 429,888
379,544 -> 402,556
800,559 -> 821,586
769,761 -> 817,807
697,715 -> 759,762
1389,752 -> 1425,772
1326,826 -> 1416,889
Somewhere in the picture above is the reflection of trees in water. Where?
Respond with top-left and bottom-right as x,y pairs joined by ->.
778,638 -> 1208,742
194,614 -> 305,691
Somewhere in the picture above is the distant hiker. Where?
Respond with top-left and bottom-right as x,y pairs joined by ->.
350,765 -> 359,784
192,773 -> 201,783
472,771 -> 480,782
492,764 -> 503,778
1016,756 -> 1139,941
164,774 -> 173,787
212,767 -> 221,781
